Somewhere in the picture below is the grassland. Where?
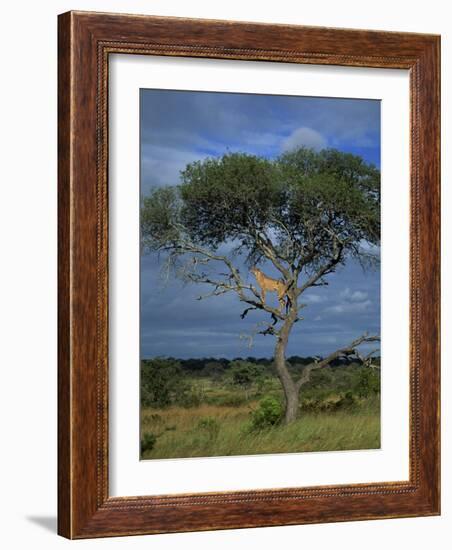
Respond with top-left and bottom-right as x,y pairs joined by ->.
141,401 -> 380,459
140,359 -> 381,460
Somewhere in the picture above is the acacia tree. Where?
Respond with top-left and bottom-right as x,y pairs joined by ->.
141,147 -> 380,424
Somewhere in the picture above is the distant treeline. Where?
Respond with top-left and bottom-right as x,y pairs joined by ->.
140,355 -> 381,413
141,355 -> 381,377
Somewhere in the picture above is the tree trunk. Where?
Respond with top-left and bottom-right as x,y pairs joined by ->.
274,312 -> 298,424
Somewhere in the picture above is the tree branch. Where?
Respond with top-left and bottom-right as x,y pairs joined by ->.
295,333 -> 380,391
355,347 -> 380,368
169,238 -> 287,321
297,241 -> 344,295
246,219 -> 291,278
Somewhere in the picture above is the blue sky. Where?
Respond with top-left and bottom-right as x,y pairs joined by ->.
140,89 -> 380,358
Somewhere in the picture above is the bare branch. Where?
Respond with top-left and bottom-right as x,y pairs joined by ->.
355,347 -> 380,368
166,237 -> 287,321
258,323 -> 278,336
295,333 -> 380,391
310,279 -> 329,287
246,219 -> 291,278
195,287 -> 230,300
239,320 -> 278,351
297,241 -> 344,295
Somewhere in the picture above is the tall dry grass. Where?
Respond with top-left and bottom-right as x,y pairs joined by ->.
140,400 -> 380,459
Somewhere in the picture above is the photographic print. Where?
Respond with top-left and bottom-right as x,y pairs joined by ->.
140,89 -> 381,460
58,13 -> 440,537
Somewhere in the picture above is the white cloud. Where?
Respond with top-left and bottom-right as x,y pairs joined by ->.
325,300 -> 373,315
141,145 -> 204,194
340,288 -> 369,302
241,130 -> 283,149
281,127 -> 327,152
304,293 -> 327,304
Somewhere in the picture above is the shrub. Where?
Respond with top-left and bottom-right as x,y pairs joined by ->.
179,385 -> 204,408
141,432 -> 157,454
230,361 -> 259,388
354,368 -> 380,398
140,358 -> 188,408
250,396 -> 283,430
202,361 -> 226,381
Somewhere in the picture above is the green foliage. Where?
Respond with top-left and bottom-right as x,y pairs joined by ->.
276,148 -> 380,267
306,368 -> 333,389
179,384 -> 204,408
141,147 -> 380,270
230,361 -> 261,388
179,153 -> 282,247
300,364 -> 381,395
141,432 -> 157,454
141,187 -> 181,251
202,361 -> 226,381
139,358 -> 381,412
354,367 -> 380,398
140,358 -> 187,408
250,396 -> 283,430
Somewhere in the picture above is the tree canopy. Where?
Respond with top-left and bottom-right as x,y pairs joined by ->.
141,147 -> 380,283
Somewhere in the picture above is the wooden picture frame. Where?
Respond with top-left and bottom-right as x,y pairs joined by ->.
58,10 -> 440,539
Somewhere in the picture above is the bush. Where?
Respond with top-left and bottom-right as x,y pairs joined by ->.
354,368 -> 380,398
141,358 -> 188,408
230,361 -> 259,387
141,432 -> 157,454
250,396 -> 283,430
179,385 -> 204,408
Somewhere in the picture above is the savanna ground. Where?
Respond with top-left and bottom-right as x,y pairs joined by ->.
140,357 -> 380,459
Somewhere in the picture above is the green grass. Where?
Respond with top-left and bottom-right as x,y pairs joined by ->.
140,398 -> 380,459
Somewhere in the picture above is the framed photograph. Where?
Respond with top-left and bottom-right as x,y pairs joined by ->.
58,11 -> 440,539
